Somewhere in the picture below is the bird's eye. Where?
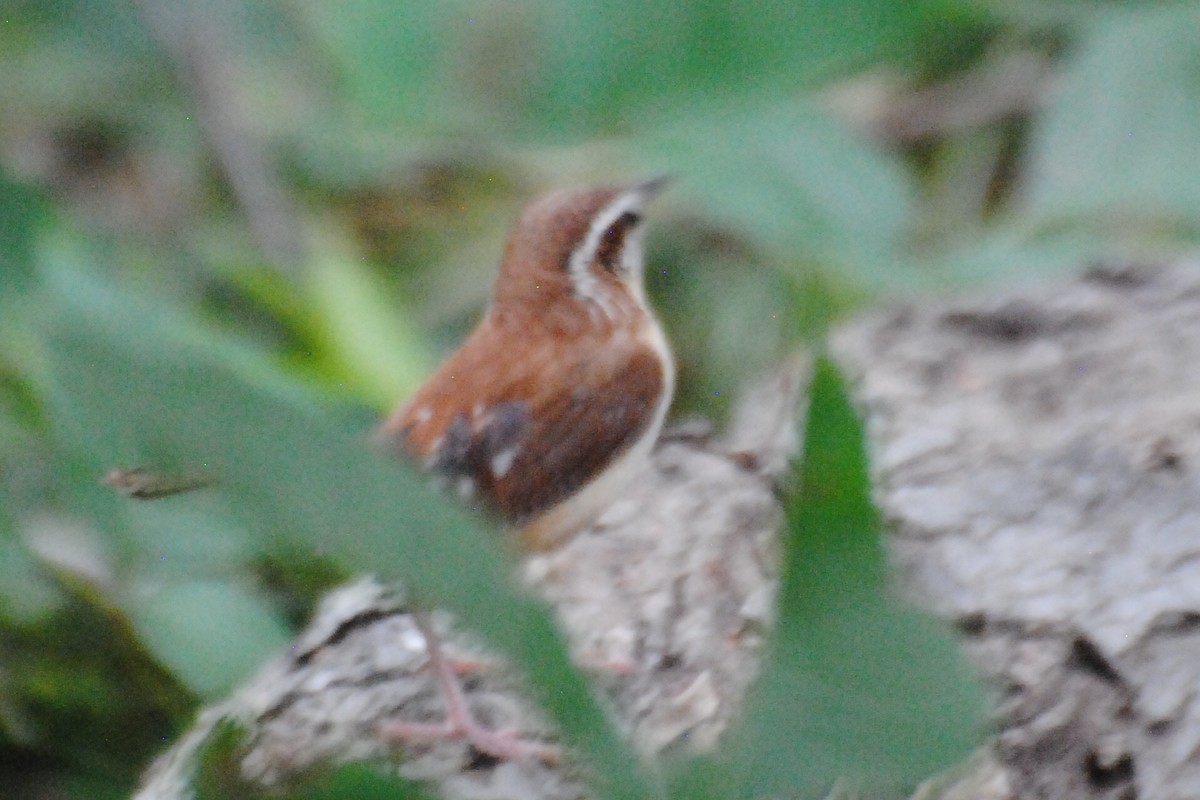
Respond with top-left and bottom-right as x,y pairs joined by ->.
595,211 -> 641,272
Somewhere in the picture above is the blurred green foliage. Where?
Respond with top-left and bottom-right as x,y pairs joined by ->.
1,0 -> 1198,798
667,362 -> 983,800
192,722 -> 437,800
727,361 -> 983,795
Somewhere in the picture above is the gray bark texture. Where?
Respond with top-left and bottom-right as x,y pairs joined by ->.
833,262 -> 1200,800
133,363 -> 805,800
136,262 -> 1200,800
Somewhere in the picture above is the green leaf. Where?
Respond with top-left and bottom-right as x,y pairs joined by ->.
196,722 -> 436,800
633,101 -> 918,285
0,532 -> 67,626
297,1 -> 474,134
1020,4 -> 1200,230
279,763 -> 437,800
719,359 -> 984,797
526,0 -> 971,138
0,172 -> 49,297
303,234 -> 433,407
127,579 -> 291,698
0,0 -> 158,118
37,265 -> 655,799
123,500 -> 261,580
298,0 -> 965,140
932,224 -> 1119,286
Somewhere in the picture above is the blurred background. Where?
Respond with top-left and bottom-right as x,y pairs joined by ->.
2,0 -> 1199,797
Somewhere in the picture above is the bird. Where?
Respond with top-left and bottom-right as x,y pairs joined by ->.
374,179 -> 676,762
376,178 -> 675,551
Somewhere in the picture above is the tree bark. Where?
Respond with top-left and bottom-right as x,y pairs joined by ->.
834,262 -> 1200,800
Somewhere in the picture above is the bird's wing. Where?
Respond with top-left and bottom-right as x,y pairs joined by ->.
378,324 -> 665,522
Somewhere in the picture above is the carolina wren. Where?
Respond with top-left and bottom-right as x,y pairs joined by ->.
378,179 -> 675,550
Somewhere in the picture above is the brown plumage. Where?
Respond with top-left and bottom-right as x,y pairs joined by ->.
377,181 -> 674,549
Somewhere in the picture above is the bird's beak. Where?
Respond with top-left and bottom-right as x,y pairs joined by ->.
634,174 -> 673,201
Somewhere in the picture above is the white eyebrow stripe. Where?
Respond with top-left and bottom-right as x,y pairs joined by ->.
565,189 -> 647,321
